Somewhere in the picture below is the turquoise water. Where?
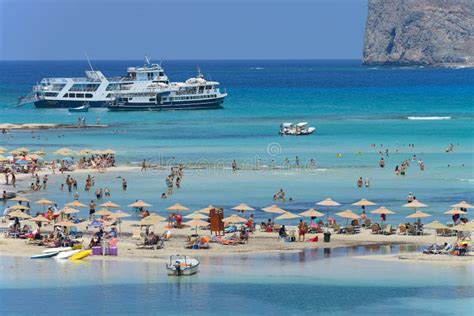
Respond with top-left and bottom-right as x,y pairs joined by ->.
1,246 -> 473,315
0,60 -> 473,224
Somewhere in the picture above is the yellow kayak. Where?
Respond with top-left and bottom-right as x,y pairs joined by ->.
69,250 -> 92,261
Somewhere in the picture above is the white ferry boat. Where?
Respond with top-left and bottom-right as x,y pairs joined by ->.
107,68 -> 227,111
25,58 -> 227,111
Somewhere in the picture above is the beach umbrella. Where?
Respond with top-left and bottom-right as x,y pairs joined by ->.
167,203 -> 190,211
32,150 -> 46,156
78,149 -> 94,155
403,200 -> 428,210
197,205 -> 216,214
444,208 -> 467,215
453,223 -> 473,232
275,212 -> 301,220
7,210 -> 31,219
406,210 -> 431,219
28,214 -> 50,223
59,207 -> 80,215
185,212 -> 208,220
54,147 -> 75,156
184,219 -> 210,234
222,214 -> 247,223
15,147 -> 29,153
262,205 -> 286,221
65,200 -> 87,208
335,210 -> 360,220
231,203 -> 255,213
299,208 -> 325,218
8,204 -> 30,211
95,209 -> 115,216
424,221 -> 451,244
352,199 -> 376,207
15,159 -> 28,165
10,196 -> 30,203
140,214 -> 166,226
99,201 -> 120,209
27,154 -> 43,160
35,198 -> 54,206
370,207 -> 395,227
0,155 -> 8,162
316,198 -> 341,229
128,200 -> 152,208
450,201 -> 474,209
54,220 -> 77,227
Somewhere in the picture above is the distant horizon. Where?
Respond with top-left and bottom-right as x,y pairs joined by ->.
0,58 -> 363,62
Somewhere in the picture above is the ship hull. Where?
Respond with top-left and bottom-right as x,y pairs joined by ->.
34,100 -> 108,108
107,97 -> 225,111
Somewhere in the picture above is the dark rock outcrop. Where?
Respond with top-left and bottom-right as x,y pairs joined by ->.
363,0 -> 474,67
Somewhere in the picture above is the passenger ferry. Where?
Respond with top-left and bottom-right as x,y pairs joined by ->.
24,58 -> 227,111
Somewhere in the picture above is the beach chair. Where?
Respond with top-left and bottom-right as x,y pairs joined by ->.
132,229 -> 141,240
333,224 -> 342,234
398,224 -> 407,235
383,224 -> 393,235
364,218 -> 372,229
407,224 -> 416,235
345,225 -> 354,234
371,223 -> 381,234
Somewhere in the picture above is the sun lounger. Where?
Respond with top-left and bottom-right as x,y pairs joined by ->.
398,224 -> 407,235
383,224 -> 393,235
132,229 -> 141,240
371,224 -> 381,234
407,224 -> 416,235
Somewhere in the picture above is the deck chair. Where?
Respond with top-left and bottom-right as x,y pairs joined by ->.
398,224 -> 407,235
132,229 -> 141,240
345,225 -> 354,234
407,224 -> 416,235
371,223 -> 381,234
383,224 -> 393,235
364,218 -> 372,228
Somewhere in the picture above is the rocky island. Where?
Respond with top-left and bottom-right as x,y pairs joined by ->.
363,0 -> 474,67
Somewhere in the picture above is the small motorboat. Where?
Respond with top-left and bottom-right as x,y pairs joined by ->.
31,251 -> 60,259
166,255 -> 199,276
69,102 -> 90,113
279,122 -> 315,136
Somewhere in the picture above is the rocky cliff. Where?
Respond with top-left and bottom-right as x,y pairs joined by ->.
363,0 -> 474,67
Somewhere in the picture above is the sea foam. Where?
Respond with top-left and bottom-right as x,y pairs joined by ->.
407,116 -> 451,120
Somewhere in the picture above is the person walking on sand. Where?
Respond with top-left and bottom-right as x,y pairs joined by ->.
11,173 -> 16,188
141,159 -> 147,171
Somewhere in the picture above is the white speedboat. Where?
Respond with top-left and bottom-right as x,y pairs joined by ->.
166,255 -> 199,276
280,122 -> 315,135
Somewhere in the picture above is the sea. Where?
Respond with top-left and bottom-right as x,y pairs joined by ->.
0,60 -> 473,314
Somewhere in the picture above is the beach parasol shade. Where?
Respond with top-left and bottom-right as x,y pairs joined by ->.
140,214 -> 166,225
197,205 -> 216,214
28,215 -> 50,223
424,221 -> 451,230
403,200 -> 428,208
185,219 -> 210,234
0,146 -> 7,151
95,209 -> 115,216
450,201 -> 474,209
99,201 -> 120,208
10,196 -> 30,203
335,210 -> 361,220
60,207 -> 80,214
231,203 -> 255,212
32,150 -> 46,156
406,210 -> 431,219
299,208 -> 325,218
128,200 -> 152,208
10,150 -> 22,155
444,208 -> 467,215
262,205 -> 286,214
370,207 -> 396,215
453,223 -> 473,232
0,155 -> 9,161
78,149 -> 94,155
15,147 -> 29,153
185,212 -> 208,220
54,220 -> 77,227
35,198 -> 54,205
7,210 -> 31,219
27,154 -> 43,160
275,212 -> 301,220
9,204 -> 30,211
54,147 -> 75,156
352,199 -> 376,207
316,198 -> 341,207
167,203 -> 190,211
222,214 -> 248,223
65,200 -> 87,208
110,210 -> 131,219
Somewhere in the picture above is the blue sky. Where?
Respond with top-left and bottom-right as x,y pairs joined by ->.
0,0 -> 367,60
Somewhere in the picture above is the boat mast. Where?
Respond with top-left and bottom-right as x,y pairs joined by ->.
84,51 -> 95,72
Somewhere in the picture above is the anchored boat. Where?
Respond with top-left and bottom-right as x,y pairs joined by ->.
166,255 -> 199,276
279,122 -> 315,135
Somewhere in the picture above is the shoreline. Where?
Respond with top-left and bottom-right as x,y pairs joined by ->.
0,123 -> 108,130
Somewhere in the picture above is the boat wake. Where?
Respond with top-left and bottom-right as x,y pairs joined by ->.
407,116 -> 451,121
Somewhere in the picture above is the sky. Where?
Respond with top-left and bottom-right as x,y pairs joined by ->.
0,0 -> 367,60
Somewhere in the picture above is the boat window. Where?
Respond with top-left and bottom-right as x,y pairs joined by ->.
106,93 -> 112,98
76,93 -> 84,98
62,94 -> 68,98
44,92 -> 58,97
85,94 -> 93,98
149,98 -> 156,102
68,93 -> 75,98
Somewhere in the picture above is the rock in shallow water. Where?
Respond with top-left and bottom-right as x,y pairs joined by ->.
363,0 -> 474,67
